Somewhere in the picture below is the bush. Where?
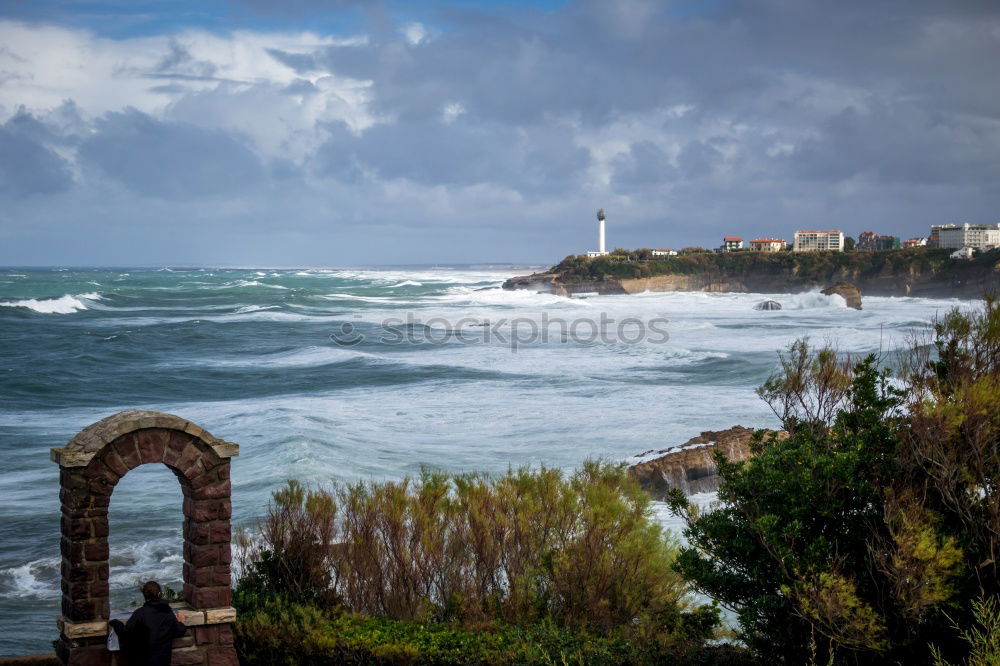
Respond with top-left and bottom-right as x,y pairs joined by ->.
931,597 -> 1000,666
234,595 -> 744,666
235,462 -> 723,661
669,298 -> 1000,664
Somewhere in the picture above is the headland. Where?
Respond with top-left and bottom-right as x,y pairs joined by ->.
503,248 -> 1000,298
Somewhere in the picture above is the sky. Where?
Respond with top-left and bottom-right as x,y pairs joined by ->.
0,0 -> 998,266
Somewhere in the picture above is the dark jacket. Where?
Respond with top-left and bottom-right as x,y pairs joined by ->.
116,598 -> 187,666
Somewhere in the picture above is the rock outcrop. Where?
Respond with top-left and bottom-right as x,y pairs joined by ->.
627,425 -> 787,498
821,282 -> 863,309
754,300 -> 782,310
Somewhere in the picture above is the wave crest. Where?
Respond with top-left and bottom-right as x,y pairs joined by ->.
0,292 -> 102,314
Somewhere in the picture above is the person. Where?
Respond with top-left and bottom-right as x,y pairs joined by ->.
109,581 -> 187,666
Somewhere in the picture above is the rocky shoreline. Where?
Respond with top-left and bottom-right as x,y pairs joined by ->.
503,251 -> 1000,299
627,425 -> 787,497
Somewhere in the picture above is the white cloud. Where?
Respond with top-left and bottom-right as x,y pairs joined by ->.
441,101 -> 465,124
401,23 -> 429,46
0,20 -> 377,163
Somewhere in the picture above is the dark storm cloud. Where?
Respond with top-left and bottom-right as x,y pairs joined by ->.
78,109 -> 265,198
318,0 -> 1000,128
314,116 -> 589,193
0,110 -> 73,197
2,0 -> 999,265
612,141 -> 677,189
787,102 -> 1000,187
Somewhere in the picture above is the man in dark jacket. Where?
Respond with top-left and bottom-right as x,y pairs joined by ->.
110,581 -> 187,666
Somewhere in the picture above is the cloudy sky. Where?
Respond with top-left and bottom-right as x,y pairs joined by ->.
0,0 -> 998,266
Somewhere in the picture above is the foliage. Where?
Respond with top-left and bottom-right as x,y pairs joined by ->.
235,462 -> 720,657
233,594 -> 747,666
932,597 -> 1000,666
903,295 -> 1000,598
235,479 -> 339,606
669,298 -> 1000,664
550,247 -> 972,284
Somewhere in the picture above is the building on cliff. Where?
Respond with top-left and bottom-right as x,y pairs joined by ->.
652,248 -> 678,256
793,229 -> 845,252
950,246 -> 975,260
937,223 -> 1000,250
721,237 -> 744,252
857,232 -> 901,251
928,224 -> 951,248
749,238 -> 787,252
902,237 -> 928,248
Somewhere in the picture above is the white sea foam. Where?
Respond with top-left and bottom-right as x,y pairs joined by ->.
0,535 -> 189,601
200,345 -> 379,369
218,279 -> 289,289
785,290 -> 847,309
0,558 -> 60,599
0,292 -> 102,314
388,280 -> 423,287
234,304 -> 280,314
319,293 -> 408,304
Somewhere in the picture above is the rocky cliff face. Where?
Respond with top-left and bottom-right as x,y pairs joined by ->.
503,254 -> 1000,299
503,273 -> 753,296
627,426 -> 787,498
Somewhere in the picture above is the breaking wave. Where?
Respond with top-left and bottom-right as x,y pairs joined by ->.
0,292 -> 102,314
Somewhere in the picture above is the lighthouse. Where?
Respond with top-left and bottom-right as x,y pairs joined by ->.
587,208 -> 610,257
598,208 -> 606,253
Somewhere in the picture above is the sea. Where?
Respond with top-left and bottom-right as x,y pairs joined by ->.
0,266 -> 973,656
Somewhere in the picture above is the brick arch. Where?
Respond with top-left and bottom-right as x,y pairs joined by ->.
52,411 -> 240,666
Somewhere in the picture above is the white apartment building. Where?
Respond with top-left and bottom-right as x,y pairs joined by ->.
937,223 -> 1000,250
652,249 -> 678,256
793,230 -> 845,252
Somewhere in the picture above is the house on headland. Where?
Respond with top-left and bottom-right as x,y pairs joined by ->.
721,237 -> 744,252
749,238 -> 786,252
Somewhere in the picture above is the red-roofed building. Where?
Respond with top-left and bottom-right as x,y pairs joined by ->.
749,238 -> 787,252
721,237 -> 744,252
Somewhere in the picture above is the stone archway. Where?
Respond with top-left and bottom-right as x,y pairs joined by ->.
51,411 -> 239,666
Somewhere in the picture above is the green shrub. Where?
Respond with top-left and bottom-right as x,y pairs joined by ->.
669,298 -> 1000,664
931,597 -> 1000,666
235,462 -> 721,660
233,595 -> 745,666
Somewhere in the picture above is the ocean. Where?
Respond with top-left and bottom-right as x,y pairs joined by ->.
0,266 -> 971,656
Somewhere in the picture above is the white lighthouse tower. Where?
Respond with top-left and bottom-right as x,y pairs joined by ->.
587,208 -> 609,257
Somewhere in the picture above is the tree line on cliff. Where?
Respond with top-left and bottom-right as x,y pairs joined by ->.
551,247 -> 999,289
231,298 -> 1000,665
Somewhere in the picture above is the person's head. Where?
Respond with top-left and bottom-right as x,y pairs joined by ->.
141,581 -> 162,602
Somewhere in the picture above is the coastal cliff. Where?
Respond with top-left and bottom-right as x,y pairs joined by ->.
628,426 -> 787,497
504,248 -> 1000,298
